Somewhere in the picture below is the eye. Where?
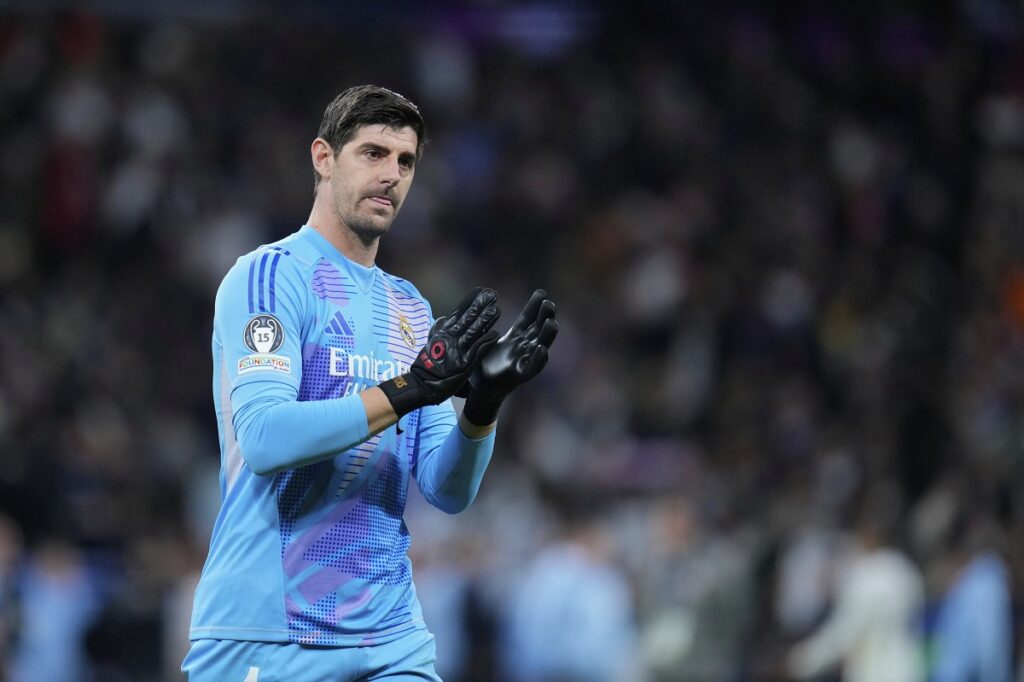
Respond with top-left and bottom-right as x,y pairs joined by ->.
364,149 -> 383,160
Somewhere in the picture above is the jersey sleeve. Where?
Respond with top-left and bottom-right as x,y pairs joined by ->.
215,250 -> 370,475
407,288 -> 496,513
216,249 -> 306,394
413,400 -> 496,514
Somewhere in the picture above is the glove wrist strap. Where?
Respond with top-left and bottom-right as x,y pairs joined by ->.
378,373 -> 428,418
463,394 -> 503,427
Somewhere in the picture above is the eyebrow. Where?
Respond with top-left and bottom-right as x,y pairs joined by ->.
358,142 -> 417,164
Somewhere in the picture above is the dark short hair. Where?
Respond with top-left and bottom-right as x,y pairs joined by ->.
313,85 -> 426,190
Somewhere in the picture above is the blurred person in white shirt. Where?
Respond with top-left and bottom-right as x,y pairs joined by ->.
788,492 -> 925,682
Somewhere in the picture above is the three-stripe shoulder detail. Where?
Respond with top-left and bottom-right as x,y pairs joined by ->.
246,246 -> 297,315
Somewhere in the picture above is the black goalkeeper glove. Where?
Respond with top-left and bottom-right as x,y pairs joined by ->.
462,288 -> 559,426
378,287 -> 501,418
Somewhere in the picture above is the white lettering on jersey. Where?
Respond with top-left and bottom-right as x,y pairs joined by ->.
243,666 -> 260,682
329,348 -> 408,382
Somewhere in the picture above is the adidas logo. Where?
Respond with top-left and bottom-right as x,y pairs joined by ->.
324,311 -> 355,336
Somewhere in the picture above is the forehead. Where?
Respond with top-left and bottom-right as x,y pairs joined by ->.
346,124 -> 419,154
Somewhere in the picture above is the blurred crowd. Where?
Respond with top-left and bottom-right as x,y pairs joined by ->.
2,1 -> 1024,680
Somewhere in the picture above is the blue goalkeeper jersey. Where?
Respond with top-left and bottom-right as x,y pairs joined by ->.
189,224 -> 494,646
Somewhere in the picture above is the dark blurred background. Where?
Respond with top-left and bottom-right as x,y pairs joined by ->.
2,1 -> 1024,680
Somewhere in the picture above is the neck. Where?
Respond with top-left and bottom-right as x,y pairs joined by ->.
307,194 -> 379,268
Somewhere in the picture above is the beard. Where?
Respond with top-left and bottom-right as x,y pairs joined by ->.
334,191 -> 397,247
345,214 -> 390,247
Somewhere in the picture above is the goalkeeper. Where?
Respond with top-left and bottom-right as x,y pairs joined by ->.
183,85 -> 557,681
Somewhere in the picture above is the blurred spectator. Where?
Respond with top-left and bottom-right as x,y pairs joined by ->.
788,493 -> 926,682
930,550 -> 1013,682
638,494 -> 757,682
923,497 -> 1013,682
408,530 -> 480,682
7,541 -> 101,682
502,507 -> 638,682
775,453 -> 860,638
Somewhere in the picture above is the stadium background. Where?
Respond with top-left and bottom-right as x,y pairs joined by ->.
1,0 -> 1023,680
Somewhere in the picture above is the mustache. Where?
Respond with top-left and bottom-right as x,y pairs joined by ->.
364,191 -> 397,205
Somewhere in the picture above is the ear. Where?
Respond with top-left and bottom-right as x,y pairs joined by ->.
311,137 -> 335,182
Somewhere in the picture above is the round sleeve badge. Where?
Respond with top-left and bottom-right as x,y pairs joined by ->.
244,315 -> 285,354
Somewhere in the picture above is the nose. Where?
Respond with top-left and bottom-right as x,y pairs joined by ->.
379,156 -> 401,185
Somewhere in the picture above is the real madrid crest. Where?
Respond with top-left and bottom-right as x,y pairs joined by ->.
398,315 -> 417,349
244,314 -> 285,354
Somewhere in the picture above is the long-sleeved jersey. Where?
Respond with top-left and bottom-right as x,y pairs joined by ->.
189,224 -> 495,646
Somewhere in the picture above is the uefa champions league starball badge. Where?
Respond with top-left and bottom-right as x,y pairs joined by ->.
244,314 -> 285,354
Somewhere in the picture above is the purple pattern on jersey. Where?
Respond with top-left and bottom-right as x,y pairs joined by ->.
268,261 -> 432,643
296,452 -> 409,584
276,440 -> 415,643
298,341 -> 353,400
276,275 -> 425,643
296,564 -> 355,605
311,258 -> 356,305
296,333 -> 360,399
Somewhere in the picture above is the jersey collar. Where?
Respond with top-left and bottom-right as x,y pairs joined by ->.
299,224 -> 378,293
